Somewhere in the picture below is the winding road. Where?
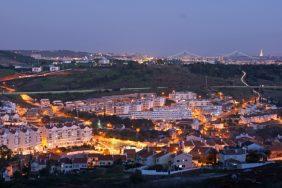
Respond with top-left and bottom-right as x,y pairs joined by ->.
240,71 -> 261,98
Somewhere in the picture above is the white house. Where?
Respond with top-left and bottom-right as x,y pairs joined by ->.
136,149 -> 156,166
172,152 -> 193,170
154,152 -> 172,166
49,66 -> 60,72
32,66 -> 42,73
241,141 -> 264,152
219,147 -> 247,165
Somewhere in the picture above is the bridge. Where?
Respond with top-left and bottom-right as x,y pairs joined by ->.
168,51 -> 201,59
221,50 -> 258,60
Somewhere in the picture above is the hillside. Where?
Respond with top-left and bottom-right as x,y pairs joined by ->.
14,50 -> 91,58
5,63 -> 281,104
0,50 -> 38,67
0,50 -> 52,67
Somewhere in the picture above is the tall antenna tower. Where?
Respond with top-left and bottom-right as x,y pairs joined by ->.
259,49 -> 264,57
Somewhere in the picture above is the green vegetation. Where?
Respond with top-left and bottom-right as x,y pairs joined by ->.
0,50 -> 51,67
2,62 -> 282,105
0,67 -> 16,77
9,63 -> 239,91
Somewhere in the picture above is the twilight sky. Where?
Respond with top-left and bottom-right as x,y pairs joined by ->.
1,0 -> 282,56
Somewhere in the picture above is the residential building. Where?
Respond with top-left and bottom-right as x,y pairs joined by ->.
0,126 -> 42,154
154,151 -> 172,166
131,105 -> 192,120
169,91 -> 197,102
32,67 -> 42,73
239,113 -> 277,124
172,152 -> 193,170
41,123 -> 92,149
136,149 -> 156,166
241,141 -> 264,152
49,66 -> 60,72
219,146 -> 247,165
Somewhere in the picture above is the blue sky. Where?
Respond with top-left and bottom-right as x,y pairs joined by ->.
0,0 -> 282,56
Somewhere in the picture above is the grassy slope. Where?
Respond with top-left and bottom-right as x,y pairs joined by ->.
0,50 -> 36,66
9,65 -> 241,91
0,50 -> 52,67
5,63 -> 282,104
0,68 -> 16,77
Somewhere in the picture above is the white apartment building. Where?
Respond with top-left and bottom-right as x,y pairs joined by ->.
239,113 -> 277,124
141,99 -> 154,110
42,124 -> 92,149
113,104 -> 130,115
153,97 -> 166,107
201,105 -> 223,116
188,100 -> 211,108
0,126 -> 42,154
169,91 -> 197,102
130,105 -> 192,120
130,102 -> 143,112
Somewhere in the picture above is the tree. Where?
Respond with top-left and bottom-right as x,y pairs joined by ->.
0,146 -> 12,169
0,145 -> 12,160
246,152 -> 262,163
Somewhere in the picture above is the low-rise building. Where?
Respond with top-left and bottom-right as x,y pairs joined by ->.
239,113 -> 277,124
136,149 -> 156,166
171,152 -> 193,170
49,66 -> 60,72
154,151 -> 172,166
188,100 -> 211,108
32,66 -> 42,73
219,146 -> 247,166
241,141 -> 264,152
169,91 -> 197,102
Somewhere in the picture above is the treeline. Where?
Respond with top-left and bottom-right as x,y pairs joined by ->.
186,63 -> 282,81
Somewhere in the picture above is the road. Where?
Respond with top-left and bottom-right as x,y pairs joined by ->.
212,71 -> 281,90
1,87 -> 167,95
211,85 -> 282,89
0,69 -> 72,82
241,71 -> 249,86
240,71 -> 261,98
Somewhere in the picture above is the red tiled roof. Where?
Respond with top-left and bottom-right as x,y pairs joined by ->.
124,149 -> 136,155
154,151 -> 168,158
137,149 -> 154,158
98,155 -> 113,161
